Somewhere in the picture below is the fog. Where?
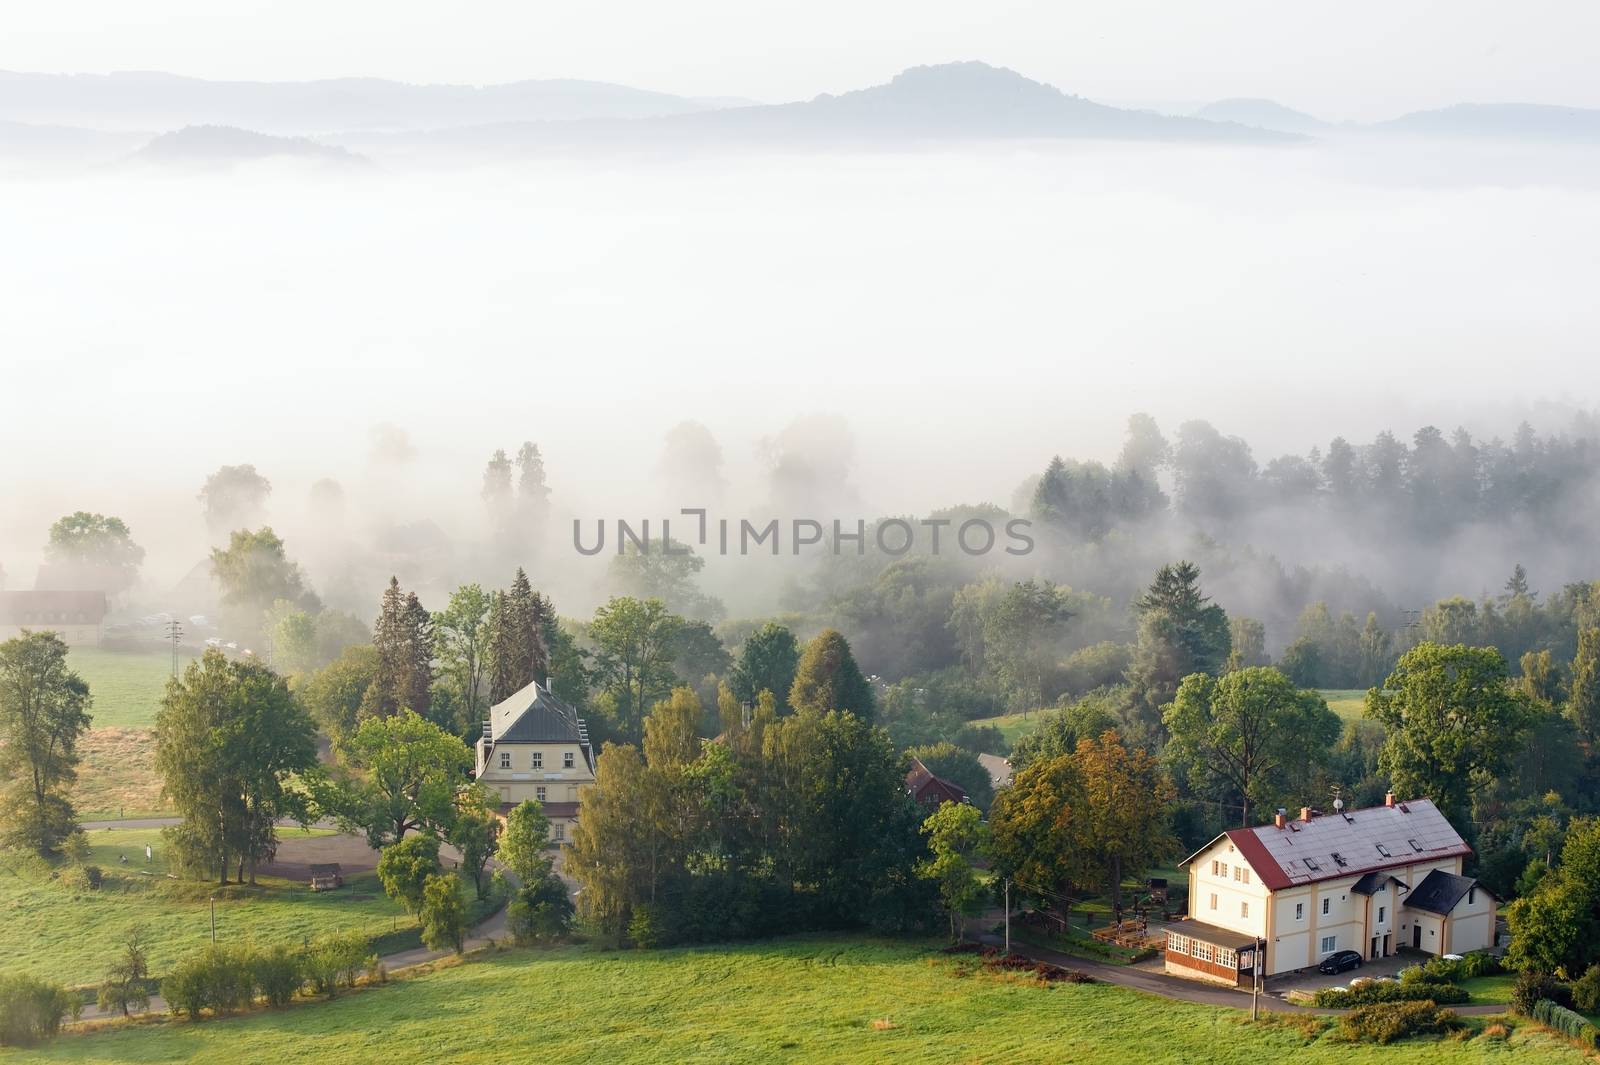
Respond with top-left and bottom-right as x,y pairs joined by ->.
4,133 -> 1600,629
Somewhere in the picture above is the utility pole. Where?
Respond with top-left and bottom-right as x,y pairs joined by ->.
1251,938 -> 1263,1020
1004,879 -> 1010,955
165,617 -> 185,678
209,895 -> 217,944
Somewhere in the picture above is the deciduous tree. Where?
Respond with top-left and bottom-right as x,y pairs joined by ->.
0,631 -> 92,856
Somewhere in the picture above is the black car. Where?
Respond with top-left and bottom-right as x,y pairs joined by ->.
1318,950 -> 1364,975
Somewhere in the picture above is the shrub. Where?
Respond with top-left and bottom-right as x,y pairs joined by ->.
1572,965 -> 1600,1014
70,864 -> 103,890
162,944 -> 256,1019
1415,952 -> 1501,984
250,944 -> 303,1007
1531,999 -> 1600,1049
1512,971 -> 1571,1016
303,931 -> 374,997
1337,1001 -> 1462,1044
0,975 -> 79,1046
627,902 -> 666,949
508,873 -> 575,945
96,926 -> 151,1017
420,873 -> 467,954
376,835 -> 442,914
1314,981 -> 1469,1007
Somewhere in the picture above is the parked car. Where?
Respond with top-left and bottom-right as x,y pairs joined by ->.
1318,950 -> 1363,975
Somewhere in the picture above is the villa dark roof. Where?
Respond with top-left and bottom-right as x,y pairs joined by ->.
1351,872 -> 1407,896
1405,869 -> 1485,915
490,679 -> 588,746
0,590 -> 108,625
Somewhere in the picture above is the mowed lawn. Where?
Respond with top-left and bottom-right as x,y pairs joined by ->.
2,937 -> 1585,1065
1319,689 -> 1369,722
64,647 -> 182,818
967,710 -> 1046,747
0,829 -> 412,989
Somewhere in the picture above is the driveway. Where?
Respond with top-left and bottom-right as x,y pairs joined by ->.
1268,951 -> 1418,998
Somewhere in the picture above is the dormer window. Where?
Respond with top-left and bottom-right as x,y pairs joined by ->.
1331,851 -> 1348,868
1408,839 -> 1423,852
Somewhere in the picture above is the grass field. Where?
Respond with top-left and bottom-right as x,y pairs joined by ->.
967,710 -> 1045,747
1,937 -> 1584,1064
62,648 -> 180,818
1460,972 -> 1518,1005
1318,689 -> 1369,722
0,828 -> 413,989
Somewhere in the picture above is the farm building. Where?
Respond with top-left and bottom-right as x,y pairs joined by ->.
905,757 -> 968,811
1165,794 -> 1496,987
0,590 -> 107,646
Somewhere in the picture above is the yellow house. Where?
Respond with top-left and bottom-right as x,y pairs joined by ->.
473,678 -> 596,845
1165,795 -> 1497,987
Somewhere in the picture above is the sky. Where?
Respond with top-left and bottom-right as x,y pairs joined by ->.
5,0 -> 1600,120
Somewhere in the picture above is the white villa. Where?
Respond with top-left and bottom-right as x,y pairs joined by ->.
473,678 -> 596,845
1165,794 -> 1498,987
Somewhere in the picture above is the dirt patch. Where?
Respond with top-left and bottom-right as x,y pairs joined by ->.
942,944 -> 1095,984
72,728 -> 164,817
259,833 -> 383,881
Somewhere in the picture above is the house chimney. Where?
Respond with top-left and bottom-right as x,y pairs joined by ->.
1300,806 -> 1313,823
545,675 -> 552,691
1385,791 -> 1396,808
1274,811 -> 1286,830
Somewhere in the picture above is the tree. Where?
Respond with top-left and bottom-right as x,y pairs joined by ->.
1569,627 -> 1600,747
0,631 -> 92,855
435,584 -> 492,731
608,537 -> 723,622
1225,617 -> 1267,671
905,742 -> 994,811
198,464 -> 272,539
1164,667 -> 1341,826
448,789 -> 501,900
1125,562 -> 1231,730
1069,731 -> 1176,912
497,800 -> 554,883
487,570 -> 549,703
297,644 -> 378,751
729,617 -> 800,710
42,512 -> 145,595
566,743 -> 652,941
980,581 -> 1074,710
1010,692 -> 1121,772
1365,643 -> 1537,825
917,801 -> 989,943
208,528 -> 316,642
96,925 -> 150,1017
154,650 -> 317,883
377,834 -> 442,913
506,867 -> 574,944
789,628 -> 875,719
365,577 -> 433,721
1505,817 -> 1600,976
515,442 -> 551,515
588,597 -> 683,740
988,753 -> 1094,927
337,710 -> 472,848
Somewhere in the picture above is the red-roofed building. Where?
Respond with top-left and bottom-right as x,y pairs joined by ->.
905,757 -> 968,812
1163,794 -> 1496,986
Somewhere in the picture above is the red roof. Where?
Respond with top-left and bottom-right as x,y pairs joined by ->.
905,757 -> 968,806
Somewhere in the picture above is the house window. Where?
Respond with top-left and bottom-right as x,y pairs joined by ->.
1216,948 -> 1235,969
1240,901 -> 1249,918
536,786 -> 547,801
1209,893 -> 1218,911
1169,934 -> 1191,955
499,751 -> 511,769
532,751 -> 543,769
1468,888 -> 1476,905
1378,906 -> 1386,922
1322,898 -> 1330,916
553,823 -> 565,841
1320,935 -> 1336,954
1218,862 -> 1228,879
1193,941 -> 1214,963
1241,868 -> 1250,885
1295,903 -> 1304,921
1211,860 -> 1220,876
564,752 -> 575,769
1233,866 -> 1241,882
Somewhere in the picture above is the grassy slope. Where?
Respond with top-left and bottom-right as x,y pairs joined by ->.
967,710 -> 1044,747
0,829 -> 412,989
1318,689 -> 1368,722
3,938 -> 1583,1065
65,648 -> 177,818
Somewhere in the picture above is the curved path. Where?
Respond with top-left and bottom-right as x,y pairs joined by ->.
975,933 -> 1509,1017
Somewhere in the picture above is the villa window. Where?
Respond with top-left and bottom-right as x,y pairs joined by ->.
1193,941 -> 1214,963
553,823 -> 565,841
564,752 -> 575,769
499,751 -> 511,769
1295,903 -> 1304,921
532,751 -> 543,769
1209,893 -> 1218,911
1378,906 -> 1386,922
1240,868 -> 1250,885
1322,898 -> 1330,916
1240,901 -> 1249,918
1216,948 -> 1235,969
536,786 -> 547,801
1218,862 -> 1228,879
1320,936 -> 1336,954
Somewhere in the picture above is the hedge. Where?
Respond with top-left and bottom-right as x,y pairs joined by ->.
1337,1001 -> 1462,1044
1531,998 -> 1600,1050
1313,980 -> 1469,1007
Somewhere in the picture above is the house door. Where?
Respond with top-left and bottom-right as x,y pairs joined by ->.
1370,937 -> 1379,960
1412,925 -> 1422,949
1383,934 -> 1391,956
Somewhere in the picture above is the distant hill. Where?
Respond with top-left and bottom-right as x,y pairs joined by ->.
0,69 -> 731,135
131,125 -> 369,167
0,119 -> 146,164
1374,102 -> 1600,141
347,61 -> 1300,156
1192,98 -> 1328,135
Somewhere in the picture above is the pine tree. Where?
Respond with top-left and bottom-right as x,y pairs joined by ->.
516,442 -> 551,512
368,577 -> 433,719
487,591 -> 518,704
